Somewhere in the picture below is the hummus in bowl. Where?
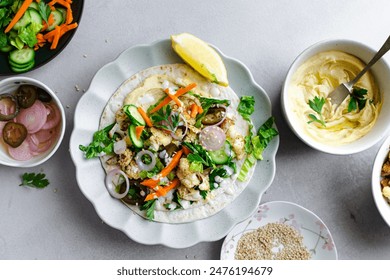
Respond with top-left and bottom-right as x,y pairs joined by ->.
282,39 -> 390,154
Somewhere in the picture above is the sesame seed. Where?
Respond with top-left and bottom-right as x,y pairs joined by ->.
235,222 -> 311,260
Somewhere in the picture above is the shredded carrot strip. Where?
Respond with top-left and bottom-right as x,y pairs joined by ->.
4,0 -> 33,33
163,88 -> 181,106
135,126 -> 144,140
48,13 -> 55,26
182,145 -> 191,155
144,178 -> 180,201
197,105 -> 204,114
137,107 -> 153,127
50,26 -> 61,49
190,103 -> 199,118
141,150 -> 183,188
150,83 -> 197,114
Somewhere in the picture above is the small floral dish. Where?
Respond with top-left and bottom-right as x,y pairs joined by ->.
0,77 -> 65,167
221,201 -> 337,260
372,134 -> 390,227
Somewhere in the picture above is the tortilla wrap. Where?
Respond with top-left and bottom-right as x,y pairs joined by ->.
99,63 -> 256,223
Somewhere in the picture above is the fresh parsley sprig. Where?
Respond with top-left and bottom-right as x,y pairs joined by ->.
140,199 -> 156,221
38,1 -> 51,24
20,173 -> 49,189
308,96 -> 326,127
150,105 -> 180,131
348,87 -> 368,112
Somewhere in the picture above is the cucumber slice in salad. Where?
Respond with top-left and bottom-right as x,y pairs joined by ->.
124,105 -> 146,126
8,48 -> 35,73
47,10 -> 64,31
12,10 -> 31,30
28,8 -> 43,25
208,141 -> 232,165
128,125 -> 144,148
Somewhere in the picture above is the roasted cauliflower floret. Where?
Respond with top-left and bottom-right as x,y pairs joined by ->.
177,185 -> 203,201
231,135 -> 246,160
148,127 -> 172,150
118,149 -> 133,168
124,160 -> 141,180
115,109 -> 130,131
176,158 -> 202,189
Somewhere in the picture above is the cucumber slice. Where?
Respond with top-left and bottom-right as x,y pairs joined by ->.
10,60 -> 35,73
9,48 -> 35,65
47,10 -> 64,31
13,10 -> 31,30
208,141 -> 232,165
128,125 -> 144,148
124,105 -> 146,126
28,8 -> 43,25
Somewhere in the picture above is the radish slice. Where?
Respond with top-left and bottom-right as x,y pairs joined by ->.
8,140 -> 33,161
42,103 -> 61,130
16,100 -> 47,134
199,126 -> 226,151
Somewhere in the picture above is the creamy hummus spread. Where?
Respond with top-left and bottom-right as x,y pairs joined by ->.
288,51 -> 381,145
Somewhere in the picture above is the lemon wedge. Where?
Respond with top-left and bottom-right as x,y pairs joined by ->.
171,33 -> 229,86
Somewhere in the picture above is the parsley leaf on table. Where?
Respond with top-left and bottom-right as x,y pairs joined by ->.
307,96 -> 326,127
20,173 -> 50,189
348,87 -> 368,112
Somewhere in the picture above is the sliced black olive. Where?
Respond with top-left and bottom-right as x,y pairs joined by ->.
37,87 -> 52,103
15,85 -> 37,109
120,179 -> 147,205
2,122 -> 27,148
201,106 -> 226,125
0,94 -> 19,121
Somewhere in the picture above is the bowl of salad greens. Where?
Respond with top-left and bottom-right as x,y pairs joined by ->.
0,0 -> 84,75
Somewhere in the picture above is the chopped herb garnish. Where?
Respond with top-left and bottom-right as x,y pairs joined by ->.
307,96 -> 326,127
348,87 -> 368,112
20,173 -> 49,189
38,1 -> 51,24
140,199 -> 156,221
79,123 -> 115,159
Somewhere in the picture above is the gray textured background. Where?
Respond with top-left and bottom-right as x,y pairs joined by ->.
0,0 -> 389,259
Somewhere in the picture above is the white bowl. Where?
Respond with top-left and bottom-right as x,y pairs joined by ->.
281,39 -> 390,155
372,135 -> 390,227
0,77 -> 65,167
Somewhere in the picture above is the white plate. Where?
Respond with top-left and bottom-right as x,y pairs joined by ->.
221,201 -> 337,259
69,39 -> 279,248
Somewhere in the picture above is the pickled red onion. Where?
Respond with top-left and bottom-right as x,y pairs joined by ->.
42,103 -> 61,130
8,140 -> 33,161
105,168 -> 129,199
16,100 -> 47,133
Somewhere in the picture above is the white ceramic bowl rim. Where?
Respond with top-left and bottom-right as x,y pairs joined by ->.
372,135 -> 390,227
282,38 -> 390,155
0,76 -> 66,167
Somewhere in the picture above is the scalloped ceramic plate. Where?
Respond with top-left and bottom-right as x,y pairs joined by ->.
0,0 -> 84,76
69,39 -> 279,248
221,201 -> 337,259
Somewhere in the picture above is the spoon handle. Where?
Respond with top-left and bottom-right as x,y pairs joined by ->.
348,35 -> 390,87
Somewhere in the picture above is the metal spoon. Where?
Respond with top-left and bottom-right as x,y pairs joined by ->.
328,35 -> 390,106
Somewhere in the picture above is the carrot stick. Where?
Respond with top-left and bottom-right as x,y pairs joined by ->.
137,107 -> 153,127
135,126 -> 144,140
190,103 -> 199,118
144,178 -> 180,201
59,22 -> 77,36
197,104 -> 204,114
141,149 -> 183,188
150,83 -> 197,114
48,13 -> 55,26
182,145 -> 191,155
50,26 -> 61,49
4,0 -> 33,33
164,88 -> 181,106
